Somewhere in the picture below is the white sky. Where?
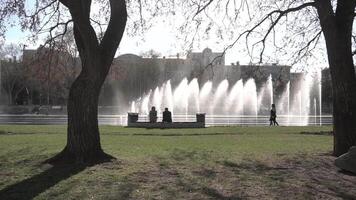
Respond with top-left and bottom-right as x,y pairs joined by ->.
4,21 -> 235,63
3,0 -> 332,73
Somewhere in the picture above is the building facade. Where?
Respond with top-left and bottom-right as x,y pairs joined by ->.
15,47 -> 331,115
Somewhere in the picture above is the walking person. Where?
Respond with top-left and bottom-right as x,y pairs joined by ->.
269,104 -> 279,126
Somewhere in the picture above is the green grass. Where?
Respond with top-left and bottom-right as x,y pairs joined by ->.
1,125 -> 355,199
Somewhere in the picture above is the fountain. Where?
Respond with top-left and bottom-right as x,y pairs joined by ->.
243,78 -> 258,116
277,81 -> 290,125
199,81 -> 213,113
314,98 -> 317,125
141,90 -> 152,115
212,79 -> 229,115
130,101 -> 136,112
173,78 -> 188,117
225,79 -> 243,115
258,74 -> 274,114
187,78 -> 200,114
162,80 -> 174,113
153,86 -> 162,113
129,71 -> 324,126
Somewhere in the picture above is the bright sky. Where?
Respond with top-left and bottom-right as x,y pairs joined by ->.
4,21 -> 235,63
3,0 -> 331,72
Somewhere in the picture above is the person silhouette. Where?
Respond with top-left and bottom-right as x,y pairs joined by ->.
269,104 -> 279,126
149,106 -> 157,123
162,107 -> 172,123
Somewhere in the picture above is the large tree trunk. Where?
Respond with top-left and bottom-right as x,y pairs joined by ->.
329,43 -> 356,156
47,0 -> 127,165
316,0 -> 356,156
66,62 -> 111,163
48,54 -> 113,164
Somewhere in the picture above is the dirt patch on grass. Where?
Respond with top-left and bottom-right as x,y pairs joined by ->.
102,154 -> 356,200
216,155 -> 356,199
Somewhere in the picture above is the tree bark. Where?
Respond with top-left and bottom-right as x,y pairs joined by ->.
61,60 -> 110,163
47,0 -> 127,164
316,0 -> 356,156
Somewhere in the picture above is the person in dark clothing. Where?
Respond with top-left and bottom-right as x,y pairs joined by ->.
269,104 -> 279,126
162,107 -> 172,123
149,106 -> 157,123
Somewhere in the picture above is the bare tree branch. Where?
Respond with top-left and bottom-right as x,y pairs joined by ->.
291,30 -> 322,65
194,0 -> 214,19
244,2 -> 316,63
45,20 -> 73,47
90,17 -> 105,40
25,0 -> 57,18
190,1 -> 318,76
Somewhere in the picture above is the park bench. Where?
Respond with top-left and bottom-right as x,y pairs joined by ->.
127,113 -> 205,128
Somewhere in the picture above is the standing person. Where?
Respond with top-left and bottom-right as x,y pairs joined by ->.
149,106 -> 157,123
162,107 -> 172,123
269,104 -> 279,126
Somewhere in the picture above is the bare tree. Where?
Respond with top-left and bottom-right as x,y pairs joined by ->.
23,33 -> 80,105
0,0 -> 180,164
1,0 -> 128,164
50,0 -> 127,164
0,60 -> 26,104
0,44 -> 26,105
177,0 -> 356,156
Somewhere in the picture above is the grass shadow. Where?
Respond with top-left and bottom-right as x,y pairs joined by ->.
132,132 -> 238,136
310,176 -> 356,199
202,187 -> 242,200
339,170 -> 356,176
170,149 -> 210,162
299,131 -> 333,135
0,164 -> 86,200
105,171 -> 148,200
108,178 -> 138,200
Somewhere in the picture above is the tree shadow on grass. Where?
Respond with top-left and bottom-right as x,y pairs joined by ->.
170,149 -> 210,162
131,132 -> 239,136
201,187 -> 242,200
107,178 -> 138,200
0,164 -> 86,200
156,149 -> 244,199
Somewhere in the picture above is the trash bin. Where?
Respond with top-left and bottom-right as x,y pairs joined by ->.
127,113 -> 139,124
196,113 -> 205,123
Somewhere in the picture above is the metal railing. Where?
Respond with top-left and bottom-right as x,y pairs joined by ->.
0,114 -> 332,126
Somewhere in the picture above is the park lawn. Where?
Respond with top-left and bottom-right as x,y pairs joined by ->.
0,125 -> 355,200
